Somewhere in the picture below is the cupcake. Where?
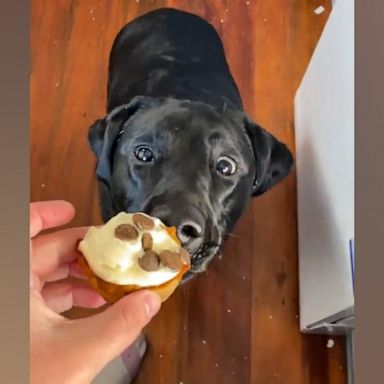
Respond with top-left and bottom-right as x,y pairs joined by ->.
78,212 -> 191,303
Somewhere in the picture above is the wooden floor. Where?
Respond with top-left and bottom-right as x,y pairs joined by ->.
31,1 -> 347,383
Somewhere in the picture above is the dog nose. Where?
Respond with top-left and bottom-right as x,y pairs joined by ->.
177,220 -> 203,244
147,204 -> 205,247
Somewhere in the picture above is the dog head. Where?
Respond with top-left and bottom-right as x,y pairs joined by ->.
88,96 -> 293,275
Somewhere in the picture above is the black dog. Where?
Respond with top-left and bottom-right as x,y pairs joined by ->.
88,8 -> 293,276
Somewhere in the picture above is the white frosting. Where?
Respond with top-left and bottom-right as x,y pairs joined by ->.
78,212 -> 181,286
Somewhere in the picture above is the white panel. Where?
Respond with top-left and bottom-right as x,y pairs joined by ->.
295,0 -> 354,330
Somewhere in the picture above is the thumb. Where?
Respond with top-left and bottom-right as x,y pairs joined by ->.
68,290 -> 161,373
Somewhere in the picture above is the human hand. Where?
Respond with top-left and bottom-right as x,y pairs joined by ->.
30,200 -> 161,384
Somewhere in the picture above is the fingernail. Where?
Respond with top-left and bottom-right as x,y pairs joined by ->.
143,293 -> 161,318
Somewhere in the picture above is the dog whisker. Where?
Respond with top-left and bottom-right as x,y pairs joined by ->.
224,232 -> 243,239
222,100 -> 227,113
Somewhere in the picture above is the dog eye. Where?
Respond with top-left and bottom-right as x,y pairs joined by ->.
216,156 -> 237,176
134,146 -> 154,162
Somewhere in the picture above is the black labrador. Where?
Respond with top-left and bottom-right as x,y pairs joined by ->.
88,8 -> 293,278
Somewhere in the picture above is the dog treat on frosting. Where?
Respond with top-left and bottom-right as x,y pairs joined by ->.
77,212 -> 190,303
114,224 -> 139,241
159,250 -> 184,271
141,232 -> 153,251
179,247 -> 191,265
138,250 -> 160,272
132,213 -> 155,230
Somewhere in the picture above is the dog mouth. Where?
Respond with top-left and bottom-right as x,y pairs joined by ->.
190,240 -> 220,262
180,240 -> 221,283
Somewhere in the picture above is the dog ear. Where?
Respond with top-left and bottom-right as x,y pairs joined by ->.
88,96 -> 155,187
245,117 -> 294,196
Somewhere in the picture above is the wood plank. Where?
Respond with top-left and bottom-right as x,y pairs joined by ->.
30,1 -> 347,383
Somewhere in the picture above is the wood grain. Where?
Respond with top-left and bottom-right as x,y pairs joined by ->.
30,1 -> 347,383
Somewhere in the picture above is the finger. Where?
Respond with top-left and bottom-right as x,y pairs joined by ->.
69,261 -> 86,279
30,201 -> 75,238
44,261 -> 86,282
65,290 -> 161,370
44,264 -> 69,282
31,227 -> 88,278
42,281 -> 106,313
30,269 -> 42,291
